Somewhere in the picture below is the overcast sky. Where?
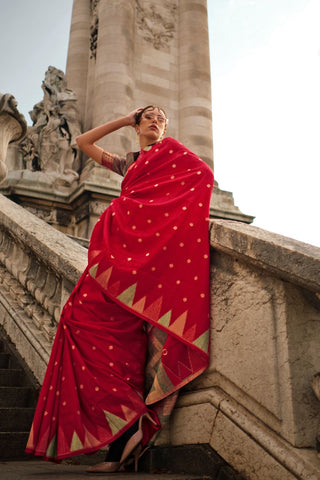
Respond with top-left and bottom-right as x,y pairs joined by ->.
0,0 -> 319,247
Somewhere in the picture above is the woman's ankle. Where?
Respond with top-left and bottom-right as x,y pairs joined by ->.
104,420 -> 139,462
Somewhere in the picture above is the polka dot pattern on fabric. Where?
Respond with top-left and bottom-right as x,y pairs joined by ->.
25,137 -> 213,461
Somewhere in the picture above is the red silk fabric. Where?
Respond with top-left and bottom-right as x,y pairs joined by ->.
89,138 -> 213,370
26,137 -> 213,460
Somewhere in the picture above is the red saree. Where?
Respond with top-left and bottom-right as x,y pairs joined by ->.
26,137 -> 213,461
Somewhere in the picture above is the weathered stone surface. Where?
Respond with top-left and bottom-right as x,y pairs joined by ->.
312,373 -> 320,401
157,220 -> 320,478
13,67 -> 82,192
0,194 -> 86,381
211,411 -> 297,480
210,219 -> 320,291
173,389 -> 320,480
0,195 -> 86,283
0,460 -> 208,480
170,403 -> 218,445
208,221 -> 320,448
0,94 -> 26,184
0,173 -> 118,239
207,250 -> 319,446
141,444 -> 236,479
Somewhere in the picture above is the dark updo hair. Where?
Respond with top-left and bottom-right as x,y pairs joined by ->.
134,105 -> 168,125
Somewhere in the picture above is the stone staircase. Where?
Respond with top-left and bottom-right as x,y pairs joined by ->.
0,329 -> 39,460
0,192 -> 319,479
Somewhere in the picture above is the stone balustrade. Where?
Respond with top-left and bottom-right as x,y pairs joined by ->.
0,194 -> 86,381
0,194 -> 319,479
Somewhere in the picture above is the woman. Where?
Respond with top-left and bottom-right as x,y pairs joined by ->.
25,105 -> 214,473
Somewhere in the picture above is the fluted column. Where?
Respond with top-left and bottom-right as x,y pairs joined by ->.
178,0 -> 213,168
0,94 -> 26,184
65,0 -> 91,128
92,0 -> 135,154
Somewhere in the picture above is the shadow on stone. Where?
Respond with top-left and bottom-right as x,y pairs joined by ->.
139,444 -> 247,480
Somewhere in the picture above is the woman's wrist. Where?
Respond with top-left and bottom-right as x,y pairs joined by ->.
122,115 -> 133,127
125,113 -> 136,127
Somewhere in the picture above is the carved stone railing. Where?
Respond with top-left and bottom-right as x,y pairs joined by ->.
0,194 -> 86,381
0,93 -> 27,183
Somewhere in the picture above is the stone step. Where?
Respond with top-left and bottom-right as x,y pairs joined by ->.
0,459 -> 213,479
0,351 -> 21,370
0,407 -> 34,432
0,432 -> 30,460
0,386 -> 37,407
0,352 -> 10,368
0,368 -> 24,386
0,331 -> 39,459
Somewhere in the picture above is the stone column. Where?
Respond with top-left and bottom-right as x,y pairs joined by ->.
0,94 -> 26,184
63,0 -> 252,224
178,0 -> 213,168
65,0 -> 91,128
91,0 -> 135,154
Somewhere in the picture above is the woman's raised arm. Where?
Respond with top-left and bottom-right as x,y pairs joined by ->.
76,110 -> 139,164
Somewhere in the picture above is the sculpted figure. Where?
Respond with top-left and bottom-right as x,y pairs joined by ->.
19,66 -> 81,186
39,108 -> 61,173
19,134 -> 40,171
0,93 -> 27,183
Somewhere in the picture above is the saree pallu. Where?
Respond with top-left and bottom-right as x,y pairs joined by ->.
26,137 -> 214,461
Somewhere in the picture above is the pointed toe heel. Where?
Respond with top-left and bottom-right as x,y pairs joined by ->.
86,461 -> 120,473
119,411 -> 159,472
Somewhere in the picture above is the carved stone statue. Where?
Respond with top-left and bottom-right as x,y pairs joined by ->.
0,94 -> 27,184
19,66 -> 82,187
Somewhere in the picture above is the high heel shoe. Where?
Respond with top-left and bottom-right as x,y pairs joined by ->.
86,412 -> 158,473
120,412 -> 158,472
86,461 -> 121,473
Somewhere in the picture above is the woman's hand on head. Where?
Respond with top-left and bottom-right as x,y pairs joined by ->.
127,108 -> 143,127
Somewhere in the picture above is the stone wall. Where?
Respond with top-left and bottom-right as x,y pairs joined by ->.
159,220 -> 320,480
0,195 -> 319,479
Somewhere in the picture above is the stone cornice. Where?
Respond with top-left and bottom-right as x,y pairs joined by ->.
210,219 -> 320,293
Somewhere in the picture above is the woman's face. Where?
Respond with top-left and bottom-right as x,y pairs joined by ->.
136,107 -> 167,143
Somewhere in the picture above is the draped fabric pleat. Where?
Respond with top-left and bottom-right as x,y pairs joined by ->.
26,137 -> 213,460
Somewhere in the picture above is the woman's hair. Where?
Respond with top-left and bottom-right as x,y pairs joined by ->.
134,105 -> 168,125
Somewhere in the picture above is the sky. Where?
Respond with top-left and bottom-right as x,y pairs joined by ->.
0,0 -> 319,247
